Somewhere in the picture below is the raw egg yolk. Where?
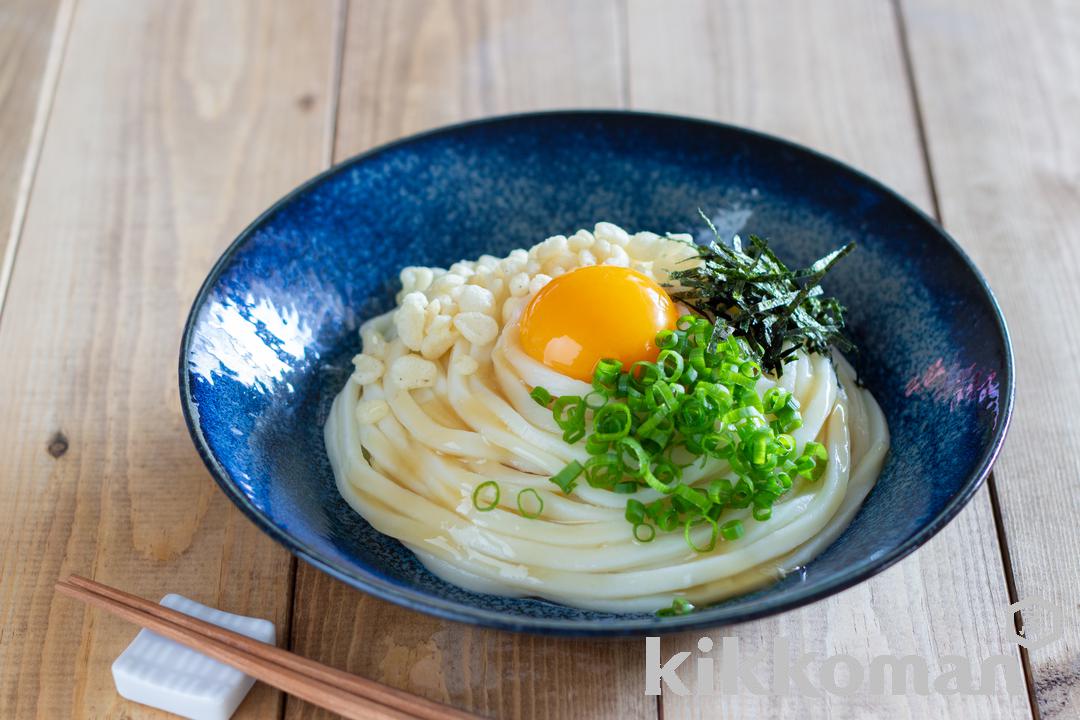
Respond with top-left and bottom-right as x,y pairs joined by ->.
518,265 -> 679,382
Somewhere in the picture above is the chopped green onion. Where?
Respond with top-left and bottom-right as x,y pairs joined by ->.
617,437 -> 650,477
656,329 -> 678,349
530,386 -> 553,408
472,481 -> 500,512
648,382 -> 678,412
675,397 -> 716,434
688,346 -> 707,373
583,390 -> 608,410
762,387 -> 789,412
593,403 -> 632,441
585,434 -> 610,455
672,485 -> 708,513
751,435 -> 769,466
656,597 -> 695,617
584,453 -> 621,488
720,519 -> 745,541
707,478 -> 733,505
656,509 -> 680,532
562,426 -> 586,444
549,460 -> 583,495
630,360 -> 661,388
731,478 -> 754,507
593,358 -> 622,391
516,488 -> 544,519
633,523 -> 656,543
552,396 -> 585,429
702,431 -> 734,458
740,360 -> 761,379
685,517 -> 719,553
656,350 -> 685,382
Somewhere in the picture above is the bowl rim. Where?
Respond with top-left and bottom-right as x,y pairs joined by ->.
179,109 -> 1015,636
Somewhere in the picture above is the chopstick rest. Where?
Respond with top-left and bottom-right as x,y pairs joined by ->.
111,594 -> 275,720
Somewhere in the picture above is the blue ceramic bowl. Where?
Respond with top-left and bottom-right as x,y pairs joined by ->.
180,111 -> 1013,636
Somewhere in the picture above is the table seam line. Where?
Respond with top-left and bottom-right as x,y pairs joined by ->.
281,2 -> 349,716
893,1 -> 1038,717
0,0 -> 79,326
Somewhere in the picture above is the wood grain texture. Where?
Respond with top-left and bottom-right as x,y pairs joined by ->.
332,0 -> 625,153
286,2 -> 645,719
0,0 -> 63,305
901,0 -> 1080,717
287,584 -> 648,720
0,1 -> 338,717
626,1 -> 1032,717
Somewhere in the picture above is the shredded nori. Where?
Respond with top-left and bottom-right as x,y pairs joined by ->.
666,210 -> 855,376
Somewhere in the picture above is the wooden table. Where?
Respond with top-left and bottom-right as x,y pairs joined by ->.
1,1 -> 1076,718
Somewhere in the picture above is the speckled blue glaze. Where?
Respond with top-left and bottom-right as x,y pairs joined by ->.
180,111 -> 1013,636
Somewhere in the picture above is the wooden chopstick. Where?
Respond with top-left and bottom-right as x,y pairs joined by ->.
56,576 -> 483,720
56,578 -> 413,720
62,575 -> 473,720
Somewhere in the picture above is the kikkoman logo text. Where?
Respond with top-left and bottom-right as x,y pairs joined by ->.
646,596 -> 1063,697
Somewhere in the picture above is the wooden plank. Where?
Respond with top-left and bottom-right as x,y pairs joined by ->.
287,586 -> 648,720
900,0 -> 1080,716
0,0 -> 64,309
285,2 -> 647,719
626,1 -> 1032,717
332,0 -> 625,152
0,1 -> 338,717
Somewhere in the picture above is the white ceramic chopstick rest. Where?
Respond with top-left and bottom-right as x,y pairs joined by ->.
111,594 -> 276,720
